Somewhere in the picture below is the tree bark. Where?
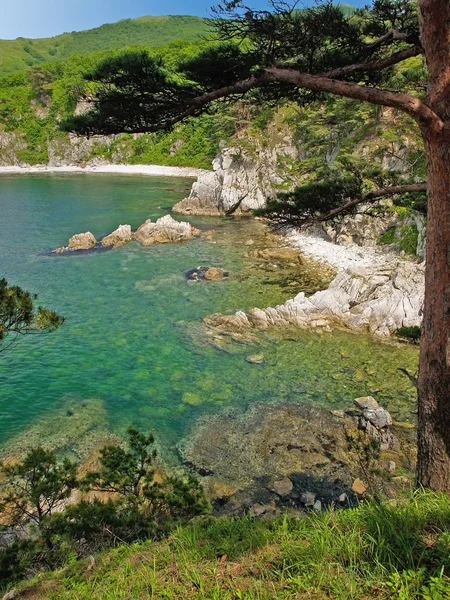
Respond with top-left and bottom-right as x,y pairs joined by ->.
417,134 -> 450,489
416,0 -> 450,489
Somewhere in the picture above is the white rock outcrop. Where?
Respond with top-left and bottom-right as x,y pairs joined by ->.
205,260 -> 424,337
173,142 -> 299,216
101,224 -> 132,248
68,232 -> 96,250
134,215 -> 200,245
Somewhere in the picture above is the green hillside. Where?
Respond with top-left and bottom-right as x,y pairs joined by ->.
0,15 -> 209,76
0,5 -> 358,77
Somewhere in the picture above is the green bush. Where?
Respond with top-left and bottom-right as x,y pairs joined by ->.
396,326 -> 421,342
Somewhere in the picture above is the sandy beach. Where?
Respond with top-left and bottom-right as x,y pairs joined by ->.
0,163 -> 210,178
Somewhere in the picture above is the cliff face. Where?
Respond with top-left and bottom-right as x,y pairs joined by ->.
0,132 -> 27,166
172,102 -> 425,258
173,140 -> 299,216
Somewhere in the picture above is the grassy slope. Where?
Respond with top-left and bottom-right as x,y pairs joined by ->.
0,15 -> 209,76
0,4 -> 356,77
12,491 -> 450,599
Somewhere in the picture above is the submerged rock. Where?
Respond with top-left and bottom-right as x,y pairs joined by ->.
246,354 -> 265,364
101,224 -> 132,248
271,477 -> 294,497
248,247 -> 303,261
178,403 -> 354,507
68,231 -> 96,250
134,215 -> 200,245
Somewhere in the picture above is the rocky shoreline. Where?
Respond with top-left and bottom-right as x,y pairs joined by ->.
204,258 -> 424,338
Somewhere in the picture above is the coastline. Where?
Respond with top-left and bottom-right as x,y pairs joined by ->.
0,163 -> 211,178
0,161 -> 394,272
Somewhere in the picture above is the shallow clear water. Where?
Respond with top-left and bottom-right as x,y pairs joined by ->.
0,174 -> 419,458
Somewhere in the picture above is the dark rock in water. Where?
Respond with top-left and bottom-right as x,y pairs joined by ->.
185,266 -> 229,281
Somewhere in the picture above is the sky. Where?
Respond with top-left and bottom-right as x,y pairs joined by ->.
1,0 -> 368,40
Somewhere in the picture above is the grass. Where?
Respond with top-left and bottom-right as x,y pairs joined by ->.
9,490 -> 450,599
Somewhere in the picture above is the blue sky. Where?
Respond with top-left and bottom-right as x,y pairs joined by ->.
1,0 -> 368,40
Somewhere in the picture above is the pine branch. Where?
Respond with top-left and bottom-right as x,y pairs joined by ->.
318,182 -> 427,221
322,45 -> 423,79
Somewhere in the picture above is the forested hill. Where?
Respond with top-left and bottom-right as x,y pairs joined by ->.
0,5 -> 356,77
0,15 -> 209,76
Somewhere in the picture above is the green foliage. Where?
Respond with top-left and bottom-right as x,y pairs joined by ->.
180,43 -> 259,92
82,427 -> 157,502
255,174 -> 363,227
8,490 -> 450,599
397,326 -> 421,342
80,427 -> 208,527
0,429 -> 208,590
0,278 -> 64,351
399,221 -> 419,255
63,0 -> 425,138
0,448 -> 77,530
379,225 -> 397,245
379,215 -> 420,256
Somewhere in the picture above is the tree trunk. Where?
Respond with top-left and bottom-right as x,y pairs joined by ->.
417,134 -> 450,489
416,0 -> 450,490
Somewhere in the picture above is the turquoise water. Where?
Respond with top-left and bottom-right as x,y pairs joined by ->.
0,174 -> 419,458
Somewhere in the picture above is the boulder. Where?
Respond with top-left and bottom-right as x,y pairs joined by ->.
101,224 -> 132,248
174,140 -> 300,216
271,477 -> 294,497
386,460 -> 396,474
134,215 -> 200,245
363,407 -> 393,429
351,478 -> 367,495
300,491 -> 316,507
354,396 -> 379,410
360,419 -> 397,450
68,231 -> 96,250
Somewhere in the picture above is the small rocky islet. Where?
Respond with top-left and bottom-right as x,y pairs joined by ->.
52,213 -> 200,254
